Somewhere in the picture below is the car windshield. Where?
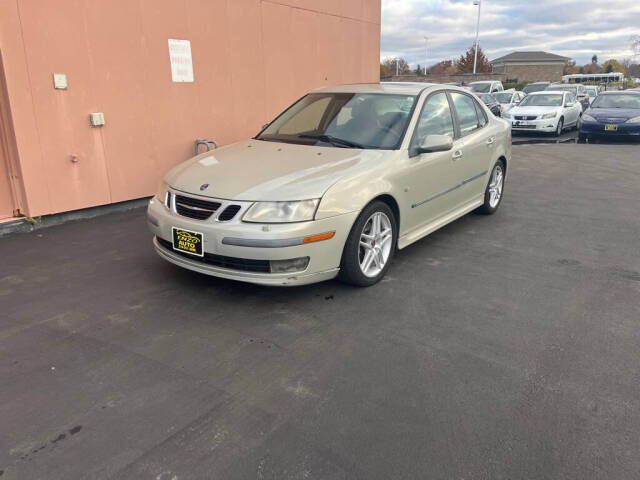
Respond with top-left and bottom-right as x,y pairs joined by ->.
523,83 -> 549,94
493,92 -> 514,103
519,94 -> 564,107
256,93 -> 416,149
470,83 -> 492,93
587,90 -> 597,98
590,94 -> 640,109
479,94 -> 497,103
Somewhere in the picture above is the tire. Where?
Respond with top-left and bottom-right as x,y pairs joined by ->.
554,117 -> 564,137
578,133 -> 587,143
476,160 -> 505,215
339,201 -> 397,287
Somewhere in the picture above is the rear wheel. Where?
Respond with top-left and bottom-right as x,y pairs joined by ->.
339,201 -> 397,287
476,160 -> 505,215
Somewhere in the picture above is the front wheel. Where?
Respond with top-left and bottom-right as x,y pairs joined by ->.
476,160 -> 505,215
554,118 -> 564,137
339,201 -> 397,287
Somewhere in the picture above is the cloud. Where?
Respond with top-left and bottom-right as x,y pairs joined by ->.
381,0 -> 640,66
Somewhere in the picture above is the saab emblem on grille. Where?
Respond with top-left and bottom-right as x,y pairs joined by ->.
200,183 -> 209,191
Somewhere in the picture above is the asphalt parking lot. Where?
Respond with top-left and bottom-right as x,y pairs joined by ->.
1,143 -> 639,479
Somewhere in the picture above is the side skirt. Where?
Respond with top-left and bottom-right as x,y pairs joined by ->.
397,195 -> 484,250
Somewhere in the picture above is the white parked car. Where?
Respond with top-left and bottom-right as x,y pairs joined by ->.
148,83 -> 511,286
584,85 -> 599,105
469,81 -> 504,94
493,90 -> 526,113
502,91 -> 582,136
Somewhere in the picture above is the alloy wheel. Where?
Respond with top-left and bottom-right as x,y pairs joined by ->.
358,212 -> 393,277
488,165 -> 504,208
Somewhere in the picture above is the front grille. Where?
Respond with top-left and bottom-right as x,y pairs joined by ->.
218,204 -> 241,221
515,115 -> 537,121
175,195 -> 221,220
157,237 -> 270,273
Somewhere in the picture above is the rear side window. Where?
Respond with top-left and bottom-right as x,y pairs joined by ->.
450,92 -> 482,136
413,92 -> 455,144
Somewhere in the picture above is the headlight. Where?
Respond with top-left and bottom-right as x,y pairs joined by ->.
156,182 -> 168,202
582,113 -> 596,122
626,116 -> 640,124
541,112 -> 557,119
243,199 -> 319,223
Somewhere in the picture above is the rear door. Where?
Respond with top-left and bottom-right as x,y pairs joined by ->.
449,92 -> 494,200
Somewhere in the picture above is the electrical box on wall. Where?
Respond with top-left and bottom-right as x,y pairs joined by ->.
89,112 -> 105,127
53,73 -> 67,89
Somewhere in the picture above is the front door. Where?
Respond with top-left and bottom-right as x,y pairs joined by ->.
395,91 -> 468,234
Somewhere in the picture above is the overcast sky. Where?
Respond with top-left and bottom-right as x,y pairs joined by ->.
381,0 -> 640,67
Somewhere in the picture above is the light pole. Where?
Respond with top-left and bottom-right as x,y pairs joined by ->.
472,0 -> 482,75
424,36 -> 429,76
396,57 -> 399,76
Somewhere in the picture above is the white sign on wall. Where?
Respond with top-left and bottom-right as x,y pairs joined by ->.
168,39 -> 194,82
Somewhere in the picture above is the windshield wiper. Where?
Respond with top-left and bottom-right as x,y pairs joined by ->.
297,134 -> 366,149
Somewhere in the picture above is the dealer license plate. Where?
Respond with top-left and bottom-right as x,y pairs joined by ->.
605,124 -> 618,131
172,227 -> 204,256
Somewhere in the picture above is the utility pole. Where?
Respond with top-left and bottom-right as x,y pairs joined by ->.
473,0 -> 482,75
396,58 -> 399,76
424,37 -> 429,76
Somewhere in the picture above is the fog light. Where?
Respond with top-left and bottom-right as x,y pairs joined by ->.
270,257 -> 310,273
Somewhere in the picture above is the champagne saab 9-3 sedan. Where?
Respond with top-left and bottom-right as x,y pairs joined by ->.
147,83 -> 511,287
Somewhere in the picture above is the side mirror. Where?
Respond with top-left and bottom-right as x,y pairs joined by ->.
411,134 -> 453,156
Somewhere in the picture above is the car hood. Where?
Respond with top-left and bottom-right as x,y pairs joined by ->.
586,107 -> 640,122
165,139 -> 387,201
508,105 -> 562,116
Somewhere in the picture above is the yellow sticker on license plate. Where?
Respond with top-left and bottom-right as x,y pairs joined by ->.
605,124 -> 618,131
172,227 -> 204,256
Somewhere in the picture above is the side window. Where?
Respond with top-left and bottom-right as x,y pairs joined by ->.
412,92 -> 455,145
474,99 -> 488,127
450,93 -> 481,136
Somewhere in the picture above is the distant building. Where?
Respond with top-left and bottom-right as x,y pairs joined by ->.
490,51 -> 570,83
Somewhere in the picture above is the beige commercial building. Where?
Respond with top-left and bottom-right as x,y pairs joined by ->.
490,51 -> 569,83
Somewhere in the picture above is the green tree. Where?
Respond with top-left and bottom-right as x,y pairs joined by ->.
454,45 -> 491,73
592,54 -> 598,64
414,64 -> 423,75
602,59 -> 625,74
381,57 -> 411,76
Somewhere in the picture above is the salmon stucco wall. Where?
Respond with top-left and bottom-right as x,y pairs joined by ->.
0,0 -> 381,217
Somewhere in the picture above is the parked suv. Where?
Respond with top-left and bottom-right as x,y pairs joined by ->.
469,81 -> 504,94
545,84 -> 590,110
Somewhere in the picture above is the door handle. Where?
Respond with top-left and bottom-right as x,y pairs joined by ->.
486,137 -> 495,146
452,150 -> 463,161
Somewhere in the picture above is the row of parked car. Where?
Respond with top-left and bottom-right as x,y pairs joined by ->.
465,80 -> 640,141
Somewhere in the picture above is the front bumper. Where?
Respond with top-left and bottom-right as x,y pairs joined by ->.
508,117 -> 560,133
580,122 -> 640,137
147,193 -> 358,286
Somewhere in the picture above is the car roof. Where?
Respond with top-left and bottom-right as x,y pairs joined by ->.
313,82 -> 435,95
531,90 -> 566,95
313,82 -> 471,96
469,80 -> 496,84
599,90 -> 640,95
